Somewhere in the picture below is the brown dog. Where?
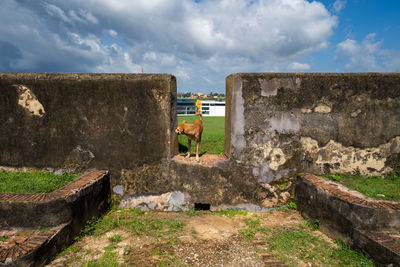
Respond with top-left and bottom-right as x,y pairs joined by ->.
175,113 -> 203,161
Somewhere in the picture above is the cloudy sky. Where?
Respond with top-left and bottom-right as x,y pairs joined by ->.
1,0 -> 399,93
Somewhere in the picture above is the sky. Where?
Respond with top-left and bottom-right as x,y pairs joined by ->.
0,0 -> 399,93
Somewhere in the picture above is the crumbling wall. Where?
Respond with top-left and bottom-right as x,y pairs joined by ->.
1,72 -> 399,210
226,73 -> 400,182
0,73 -> 177,184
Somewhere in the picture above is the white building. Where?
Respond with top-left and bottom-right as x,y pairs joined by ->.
200,100 -> 225,116
177,99 -> 225,116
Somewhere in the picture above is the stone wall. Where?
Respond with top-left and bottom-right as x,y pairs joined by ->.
1,72 -> 399,210
226,73 -> 400,183
0,73 -> 177,184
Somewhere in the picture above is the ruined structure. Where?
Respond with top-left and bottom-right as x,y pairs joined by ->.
0,73 -> 399,211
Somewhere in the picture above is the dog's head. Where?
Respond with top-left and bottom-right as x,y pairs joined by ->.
175,120 -> 187,135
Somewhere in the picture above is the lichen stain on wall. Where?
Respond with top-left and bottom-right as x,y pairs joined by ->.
248,138 -> 292,183
13,84 -> 45,117
301,136 -> 400,176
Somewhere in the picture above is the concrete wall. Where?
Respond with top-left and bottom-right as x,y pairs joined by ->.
1,72 -> 399,210
226,73 -> 400,183
0,73 -> 177,182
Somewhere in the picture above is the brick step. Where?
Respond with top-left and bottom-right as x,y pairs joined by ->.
354,229 -> 400,266
0,225 -> 64,265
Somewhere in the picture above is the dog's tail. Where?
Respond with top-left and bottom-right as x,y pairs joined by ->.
195,113 -> 203,121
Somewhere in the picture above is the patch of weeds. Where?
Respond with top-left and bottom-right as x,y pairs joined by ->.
109,195 -> 120,210
119,208 -> 145,215
84,249 -> 93,255
270,176 -> 292,191
80,216 -> 101,236
37,227 -> 51,232
84,244 -> 119,267
331,239 -> 374,267
305,219 -> 319,231
57,245 -> 82,258
324,174 -> 341,182
168,221 -> 183,233
268,209 -> 274,214
167,236 -> 179,247
288,201 -> 297,210
191,229 -> 198,239
151,247 -> 162,257
65,254 -> 83,265
239,217 -> 270,241
0,236 -> 8,242
219,209 -> 248,217
157,251 -> 183,267
78,210 -> 185,240
183,208 -> 199,216
108,234 -> 123,244
239,228 -> 257,240
265,225 -> 374,266
275,206 -> 290,213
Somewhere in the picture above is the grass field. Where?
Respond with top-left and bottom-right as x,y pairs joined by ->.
0,170 -> 78,193
177,116 -> 225,155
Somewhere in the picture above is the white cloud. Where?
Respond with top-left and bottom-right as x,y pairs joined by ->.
288,62 -> 311,71
107,29 -> 118,38
335,33 -> 383,71
0,0 -> 338,92
44,3 -> 71,23
333,0 -> 346,13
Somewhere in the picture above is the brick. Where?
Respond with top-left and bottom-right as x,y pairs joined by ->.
13,236 -> 27,244
0,248 -> 10,263
19,245 -> 31,254
12,246 -> 22,260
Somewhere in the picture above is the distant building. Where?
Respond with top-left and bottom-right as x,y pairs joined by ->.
177,99 -> 225,116
199,100 -> 225,116
189,93 -> 208,99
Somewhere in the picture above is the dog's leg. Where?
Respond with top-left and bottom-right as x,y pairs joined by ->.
186,138 -> 191,158
196,141 -> 200,162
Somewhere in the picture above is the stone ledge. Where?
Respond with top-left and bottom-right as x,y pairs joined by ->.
295,174 -> 400,266
301,174 -> 400,210
0,170 -> 110,228
0,169 -> 110,266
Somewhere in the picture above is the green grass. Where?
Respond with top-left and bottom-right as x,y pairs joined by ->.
177,116 -> 225,155
78,211 -> 183,239
236,215 -> 373,266
265,226 -> 374,266
323,173 -> 400,201
219,209 -> 248,217
0,170 -> 78,193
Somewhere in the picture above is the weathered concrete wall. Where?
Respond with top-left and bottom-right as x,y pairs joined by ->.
2,72 -> 399,210
0,73 -> 177,182
226,73 -> 400,182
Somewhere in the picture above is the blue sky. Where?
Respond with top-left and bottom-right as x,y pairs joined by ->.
0,0 -> 399,93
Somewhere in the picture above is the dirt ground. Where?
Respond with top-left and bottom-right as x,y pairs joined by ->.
46,209 -> 353,267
